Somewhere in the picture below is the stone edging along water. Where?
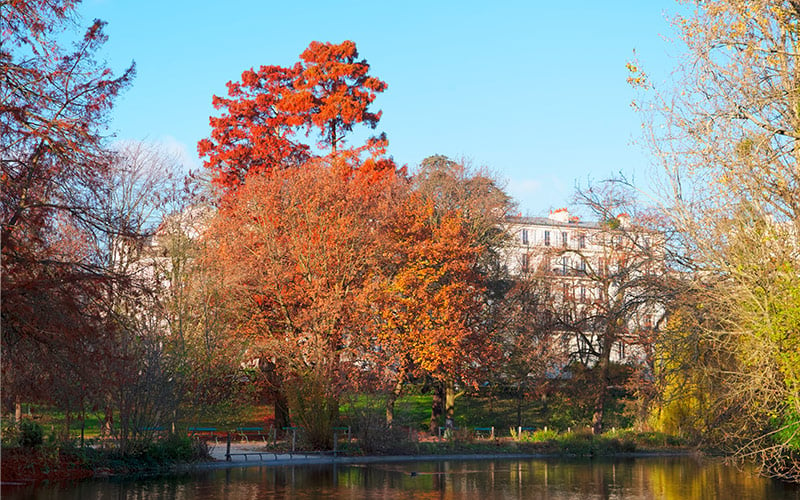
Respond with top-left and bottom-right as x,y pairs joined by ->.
176,450 -> 697,473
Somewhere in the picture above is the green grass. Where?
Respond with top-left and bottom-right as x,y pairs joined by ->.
377,391 -> 621,435
357,392 -> 553,433
6,390 -> 645,444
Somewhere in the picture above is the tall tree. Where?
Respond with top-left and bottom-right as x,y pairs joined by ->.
561,183 -> 668,435
632,0 -> 800,481
91,141 -> 195,447
376,156 -> 513,431
203,158 -> 402,447
375,194 -> 494,430
286,40 -> 386,154
198,40 -> 386,192
1,0 -> 134,415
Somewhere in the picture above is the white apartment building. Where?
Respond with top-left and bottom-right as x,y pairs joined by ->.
503,208 -> 665,367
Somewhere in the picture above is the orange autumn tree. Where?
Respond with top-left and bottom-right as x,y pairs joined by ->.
198,40 -> 386,192
376,194 -> 497,430
284,40 -> 387,154
198,41 -> 397,447
204,158 -> 401,448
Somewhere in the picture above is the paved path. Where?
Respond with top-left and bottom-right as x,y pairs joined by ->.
207,442 -> 333,464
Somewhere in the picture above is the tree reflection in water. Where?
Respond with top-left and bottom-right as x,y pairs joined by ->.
3,457 -> 799,499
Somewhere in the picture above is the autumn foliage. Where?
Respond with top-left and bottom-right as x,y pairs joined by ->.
198,40 -> 386,193
199,44 -> 512,431
376,196 -> 494,388
201,157 -> 398,444
1,0 -> 134,412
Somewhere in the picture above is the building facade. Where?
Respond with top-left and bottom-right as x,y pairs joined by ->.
503,208 -> 665,367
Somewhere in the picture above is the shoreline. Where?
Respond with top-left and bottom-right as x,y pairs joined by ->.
0,446 -> 701,486
178,447 -> 699,473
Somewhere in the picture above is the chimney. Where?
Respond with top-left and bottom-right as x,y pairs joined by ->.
549,208 -> 570,223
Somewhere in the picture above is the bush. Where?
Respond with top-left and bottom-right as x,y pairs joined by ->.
1,418 -> 20,447
19,420 -> 44,448
512,427 -> 559,443
147,434 -> 210,463
345,398 -> 417,455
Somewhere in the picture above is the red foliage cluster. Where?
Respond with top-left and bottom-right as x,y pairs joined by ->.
0,448 -> 93,484
198,40 -> 387,193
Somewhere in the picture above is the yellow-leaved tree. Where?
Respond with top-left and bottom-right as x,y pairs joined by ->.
633,0 -> 800,482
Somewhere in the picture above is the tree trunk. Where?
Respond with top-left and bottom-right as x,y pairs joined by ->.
592,333 -> 614,435
445,380 -> 457,429
274,392 -> 291,429
386,368 -> 406,427
14,396 -> 21,427
429,382 -> 444,434
328,393 -> 340,426
102,406 -> 114,438
262,359 -> 290,429
64,409 -> 72,442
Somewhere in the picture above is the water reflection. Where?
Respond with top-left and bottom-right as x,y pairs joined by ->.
4,457 -> 799,499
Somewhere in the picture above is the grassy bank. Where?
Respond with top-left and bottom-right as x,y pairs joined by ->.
2,390 -> 689,484
409,428 -> 688,457
1,422 -> 211,484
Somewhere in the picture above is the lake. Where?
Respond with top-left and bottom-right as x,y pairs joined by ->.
3,456 -> 799,499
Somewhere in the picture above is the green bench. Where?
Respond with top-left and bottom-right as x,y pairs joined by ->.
236,426 -> 268,443
474,426 -> 495,439
188,427 -> 219,443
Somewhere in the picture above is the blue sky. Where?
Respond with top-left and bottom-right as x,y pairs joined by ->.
80,1 -> 682,216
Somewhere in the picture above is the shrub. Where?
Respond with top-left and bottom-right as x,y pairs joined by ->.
345,398 -> 417,455
1,418 -> 20,447
148,434 -> 210,463
19,420 -> 44,448
511,427 -> 559,443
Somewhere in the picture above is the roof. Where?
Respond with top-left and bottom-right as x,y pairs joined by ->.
505,215 -> 600,230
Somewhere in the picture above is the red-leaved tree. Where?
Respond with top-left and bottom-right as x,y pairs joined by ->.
1,0 -> 134,415
203,157 -> 402,447
198,40 -> 386,193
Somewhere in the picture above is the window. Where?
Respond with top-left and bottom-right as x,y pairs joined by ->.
521,253 -> 529,272
579,234 -> 586,249
521,229 -> 528,245
544,231 -> 550,246
561,231 -> 568,247
561,256 -> 568,275
580,285 -> 586,301
579,258 -> 586,273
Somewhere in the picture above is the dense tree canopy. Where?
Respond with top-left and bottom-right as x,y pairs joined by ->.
198,40 -> 386,193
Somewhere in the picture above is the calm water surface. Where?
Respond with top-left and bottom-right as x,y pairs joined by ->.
3,457 -> 799,499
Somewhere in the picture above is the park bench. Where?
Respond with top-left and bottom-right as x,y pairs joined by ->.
139,426 -> 165,432
332,426 -> 351,442
474,426 -> 495,439
236,426 -> 268,443
188,427 -> 219,444
138,426 -> 166,437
